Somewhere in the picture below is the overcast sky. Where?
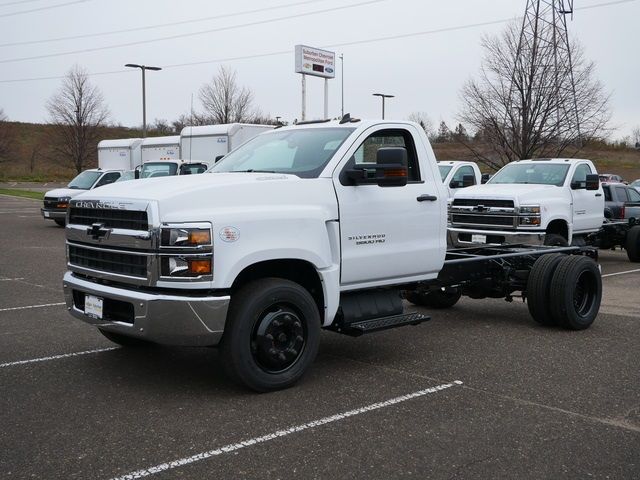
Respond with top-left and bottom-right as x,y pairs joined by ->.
0,0 -> 637,138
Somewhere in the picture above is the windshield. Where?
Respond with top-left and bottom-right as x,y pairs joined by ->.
68,170 -> 102,189
180,163 -> 208,175
438,165 -> 453,182
488,163 -> 570,187
210,127 -> 355,178
140,162 -> 178,178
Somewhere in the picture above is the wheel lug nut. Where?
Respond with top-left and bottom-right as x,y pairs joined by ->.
278,352 -> 286,361
296,335 -> 304,343
265,334 -> 274,341
293,321 -> 302,329
269,348 -> 277,356
273,320 -> 281,328
278,333 -> 287,342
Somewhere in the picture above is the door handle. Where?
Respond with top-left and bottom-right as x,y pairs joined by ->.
417,194 -> 438,202
595,193 -> 602,197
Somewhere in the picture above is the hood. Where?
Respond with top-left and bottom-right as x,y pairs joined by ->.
454,183 -> 562,202
71,172 -> 339,222
44,187 -> 86,199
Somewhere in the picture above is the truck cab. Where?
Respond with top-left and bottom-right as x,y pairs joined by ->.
41,168 -> 123,226
437,161 -> 482,200
136,160 -> 211,178
449,158 -> 604,246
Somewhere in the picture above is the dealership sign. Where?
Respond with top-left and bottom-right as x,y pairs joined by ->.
295,45 -> 335,79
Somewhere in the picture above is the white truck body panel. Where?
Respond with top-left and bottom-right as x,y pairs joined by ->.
180,124 -> 274,163
140,136 -> 180,162
97,138 -> 142,170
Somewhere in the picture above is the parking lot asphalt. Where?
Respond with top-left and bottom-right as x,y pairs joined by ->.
1,194 -> 638,479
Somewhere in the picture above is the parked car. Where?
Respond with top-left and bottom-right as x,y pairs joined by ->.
630,179 -> 640,193
114,170 -> 136,182
603,182 -> 640,220
599,173 -> 625,184
41,168 -> 123,227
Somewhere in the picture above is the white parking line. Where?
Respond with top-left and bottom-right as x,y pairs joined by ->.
110,381 -> 463,480
0,347 -> 118,368
602,269 -> 640,278
0,278 -> 25,281
0,302 -> 65,312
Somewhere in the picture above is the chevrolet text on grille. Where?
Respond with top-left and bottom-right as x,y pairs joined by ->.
74,201 -> 127,209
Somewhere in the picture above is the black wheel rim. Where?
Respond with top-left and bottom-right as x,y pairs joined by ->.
251,305 -> 306,373
573,270 -> 596,317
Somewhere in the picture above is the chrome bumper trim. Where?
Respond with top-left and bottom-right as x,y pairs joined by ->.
448,227 -> 546,246
41,208 -> 67,220
63,272 -> 229,347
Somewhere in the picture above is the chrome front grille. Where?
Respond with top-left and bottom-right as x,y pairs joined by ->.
68,245 -> 148,279
450,198 -> 517,230
69,207 -> 148,230
43,197 -> 59,208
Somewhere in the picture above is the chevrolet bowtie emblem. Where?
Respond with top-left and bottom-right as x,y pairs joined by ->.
87,222 -> 111,241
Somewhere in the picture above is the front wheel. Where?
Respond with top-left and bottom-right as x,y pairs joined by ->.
544,233 -> 568,247
220,278 -> 320,392
549,256 -> 602,330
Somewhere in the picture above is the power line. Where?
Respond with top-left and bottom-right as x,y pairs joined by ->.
0,0 -> 634,84
0,0 -> 388,64
0,0 -> 332,48
0,0 -> 90,18
0,0 -> 46,7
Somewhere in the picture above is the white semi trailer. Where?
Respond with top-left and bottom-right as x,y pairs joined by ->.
97,138 -> 142,170
180,123 -> 274,163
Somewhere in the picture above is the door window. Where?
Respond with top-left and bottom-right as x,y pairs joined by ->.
344,129 -> 420,184
615,186 -> 629,202
451,166 -> 476,187
94,172 -> 121,187
571,163 -> 592,187
603,186 -> 611,201
627,188 -> 640,202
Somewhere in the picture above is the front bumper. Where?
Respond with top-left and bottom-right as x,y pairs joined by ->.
41,208 -> 67,220
448,227 -> 546,246
63,271 -> 229,346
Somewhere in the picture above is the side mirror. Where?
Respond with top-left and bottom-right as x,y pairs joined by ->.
586,174 -> 599,191
134,166 -> 141,179
449,180 -> 460,189
345,147 -> 408,187
462,174 -> 475,188
481,173 -> 491,184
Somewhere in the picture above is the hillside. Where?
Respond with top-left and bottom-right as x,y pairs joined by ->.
1,122 -> 639,182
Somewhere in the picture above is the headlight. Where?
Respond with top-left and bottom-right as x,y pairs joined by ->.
519,205 -> 541,215
519,216 -> 541,226
161,225 -> 212,247
161,256 -> 212,277
57,196 -> 71,208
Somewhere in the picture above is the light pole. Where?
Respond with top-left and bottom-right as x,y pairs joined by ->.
339,54 -> 344,117
372,93 -> 394,119
125,63 -> 162,137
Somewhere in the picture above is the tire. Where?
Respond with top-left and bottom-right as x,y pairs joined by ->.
549,256 -> 602,330
544,233 -> 568,247
405,288 -> 462,309
98,328 -> 150,347
625,226 -> 640,262
54,219 -> 66,227
526,253 -> 565,326
220,278 -> 321,392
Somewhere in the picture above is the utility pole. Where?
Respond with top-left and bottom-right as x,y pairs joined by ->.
125,63 -> 162,137
339,54 -> 344,117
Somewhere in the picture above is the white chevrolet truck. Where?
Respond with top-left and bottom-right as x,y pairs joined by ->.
62,119 -> 604,391
437,160 -> 483,200
449,158 -> 605,247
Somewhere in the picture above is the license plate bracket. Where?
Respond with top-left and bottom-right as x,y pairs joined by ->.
85,294 -> 103,320
471,234 -> 487,244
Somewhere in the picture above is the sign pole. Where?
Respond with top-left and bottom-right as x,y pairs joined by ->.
301,74 -> 306,121
324,78 -> 328,119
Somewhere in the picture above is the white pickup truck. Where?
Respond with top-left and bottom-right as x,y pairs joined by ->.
62,119 -> 604,391
437,160 -> 483,199
449,158 -> 605,247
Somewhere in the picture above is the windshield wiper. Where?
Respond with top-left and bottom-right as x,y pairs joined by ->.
230,169 -> 277,173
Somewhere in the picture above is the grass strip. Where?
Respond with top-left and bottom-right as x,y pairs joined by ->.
0,188 -> 44,200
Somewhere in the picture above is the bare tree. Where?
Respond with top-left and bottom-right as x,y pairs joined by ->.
0,108 -> 15,163
459,23 -> 611,169
46,66 -> 109,173
407,112 -> 434,138
632,126 -> 640,149
199,66 -> 255,124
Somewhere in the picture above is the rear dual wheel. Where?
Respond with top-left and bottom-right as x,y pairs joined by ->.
527,254 -> 601,330
625,226 -> 640,262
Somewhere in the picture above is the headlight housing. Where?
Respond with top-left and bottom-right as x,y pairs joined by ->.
57,196 -> 71,208
518,205 -> 541,226
159,223 -> 213,280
